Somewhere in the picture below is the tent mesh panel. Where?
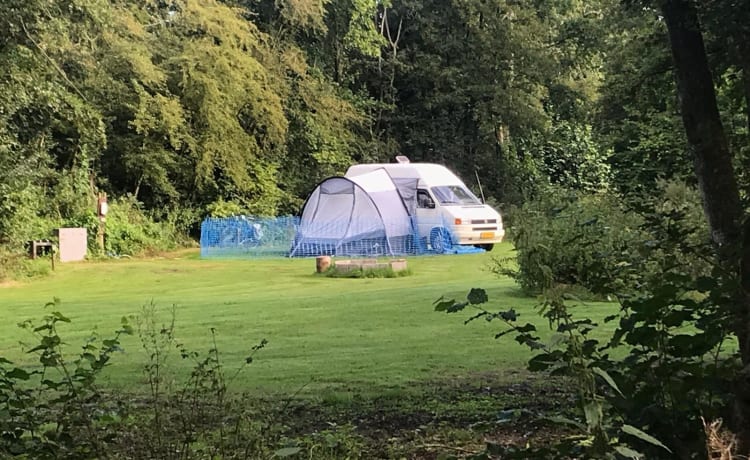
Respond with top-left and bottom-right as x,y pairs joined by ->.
200,216 -> 486,258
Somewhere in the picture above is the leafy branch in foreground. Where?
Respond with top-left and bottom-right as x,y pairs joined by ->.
2,298 -> 133,458
0,299 -> 271,459
435,288 -> 679,459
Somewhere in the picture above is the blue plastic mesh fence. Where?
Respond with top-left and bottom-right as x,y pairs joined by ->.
200,216 -> 485,258
200,216 -> 299,258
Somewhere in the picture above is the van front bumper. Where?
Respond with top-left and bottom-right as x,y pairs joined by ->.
452,227 -> 505,245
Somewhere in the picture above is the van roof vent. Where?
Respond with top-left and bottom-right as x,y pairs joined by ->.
395,155 -> 410,164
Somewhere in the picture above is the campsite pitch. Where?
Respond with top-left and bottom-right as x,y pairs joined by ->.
0,244 -> 616,395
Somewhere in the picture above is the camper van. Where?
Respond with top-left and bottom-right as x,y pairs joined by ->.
345,161 -> 505,252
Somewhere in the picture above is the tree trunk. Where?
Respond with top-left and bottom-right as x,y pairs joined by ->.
660,0 -> 750,450
660,0 -> 742,246
742,53 -> 750,136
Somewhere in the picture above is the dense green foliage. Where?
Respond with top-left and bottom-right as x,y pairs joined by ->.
501,188 -> 643,294
0,0 -> 620,269
504,181 -> 710,295
1,0 -> 747,245
432,0 -> 750,456
471,180 -> 727,457
3,0 -> 745,260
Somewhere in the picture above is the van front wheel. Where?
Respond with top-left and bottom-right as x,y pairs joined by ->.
430,227 -> 452,253
474,243 -> 494,252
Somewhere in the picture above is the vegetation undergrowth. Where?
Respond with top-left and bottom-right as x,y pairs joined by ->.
438,183 -> 738,458
497,181 -> 709,297
0,196 -> 192,282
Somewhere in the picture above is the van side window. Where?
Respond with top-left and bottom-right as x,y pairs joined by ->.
417,189 -> 434,209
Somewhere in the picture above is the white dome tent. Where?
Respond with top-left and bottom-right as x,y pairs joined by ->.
289,168 -> 418,257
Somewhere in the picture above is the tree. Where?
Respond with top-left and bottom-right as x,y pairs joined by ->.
0,0 -> 108,245
658,0 -> 750,448
596,4 -> 691,197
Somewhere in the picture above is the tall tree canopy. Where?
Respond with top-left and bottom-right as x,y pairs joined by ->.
1,0 -> 748,254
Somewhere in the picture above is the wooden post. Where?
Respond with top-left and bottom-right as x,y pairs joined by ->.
97,221 -> 104,252
316,256 -> 331,273
96,192 -> 108,252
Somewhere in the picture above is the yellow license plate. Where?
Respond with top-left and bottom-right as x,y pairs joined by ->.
480,232 -> 494,239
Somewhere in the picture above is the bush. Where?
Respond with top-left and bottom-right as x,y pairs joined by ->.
0,299 -> 134,458
502,187 -> 644,295
438,269 -> 738,458
439,183 -> 725,457
502,181 -> 711,296
104,195 -> 188,257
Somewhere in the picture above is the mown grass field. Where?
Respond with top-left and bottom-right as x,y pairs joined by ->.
0,243 -> 617,397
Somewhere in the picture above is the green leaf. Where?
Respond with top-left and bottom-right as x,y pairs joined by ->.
33,324 -> 52,333
52,311 -> 71,323
527,353 -> 557,371
447,301 -> 468,313
545,415 -> 586,431
465,311 -> 489,323
274,446 -> 302,457
500,309 -> 518,322
120,316 -> 134,335
591,367 -> 624,397
467,288 -> 488,305
26,344 -> 47,353
622,424 -> 672,452
433,297 -> 456,312
614,445 -> 643,459
583,401 -> 601,430
662,309 -> 691,328
695,276 -> 717,292
514,323 -> 535,333
667,333 -> 717,358
5,368 -> 31,380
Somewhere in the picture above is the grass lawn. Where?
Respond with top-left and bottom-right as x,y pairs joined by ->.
0,242 -> 617,396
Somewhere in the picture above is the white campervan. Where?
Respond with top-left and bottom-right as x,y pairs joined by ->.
345,161 -> 505,252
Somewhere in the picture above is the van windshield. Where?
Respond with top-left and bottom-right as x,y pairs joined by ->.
431,185 -> 481,205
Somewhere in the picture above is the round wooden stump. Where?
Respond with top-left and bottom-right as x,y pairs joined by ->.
316,256 -> 331,273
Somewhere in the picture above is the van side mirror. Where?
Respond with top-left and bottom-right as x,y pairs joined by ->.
426,199 -> 435,209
